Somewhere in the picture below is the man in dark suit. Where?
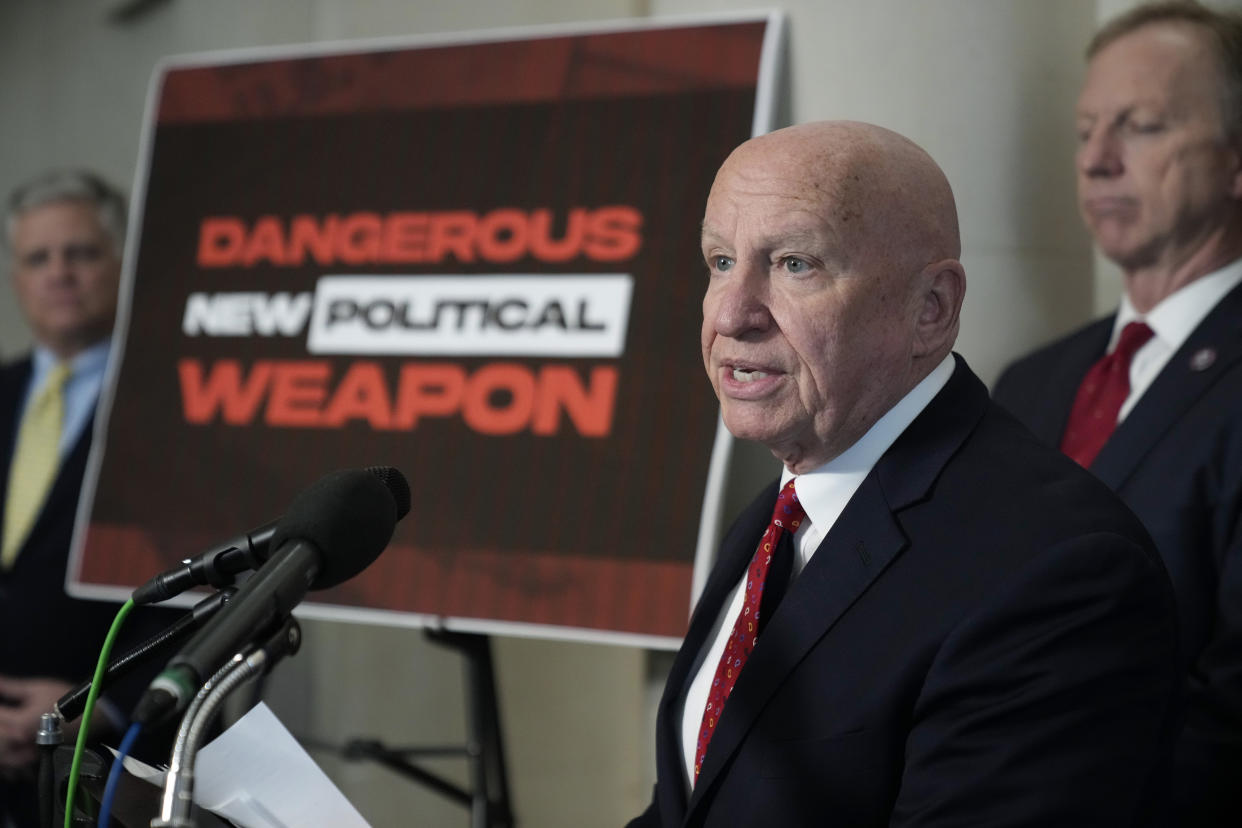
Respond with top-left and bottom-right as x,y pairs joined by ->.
993,4 -> 1242,823
0,169 -> 137,826
629,121 -> 1181,827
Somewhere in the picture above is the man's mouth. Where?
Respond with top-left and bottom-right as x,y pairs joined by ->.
1083,196 -> 1135,217
731,368 -> 770,383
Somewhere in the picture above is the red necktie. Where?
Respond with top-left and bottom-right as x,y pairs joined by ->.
694,479 -> 806,781
1060,321 -> 1154,468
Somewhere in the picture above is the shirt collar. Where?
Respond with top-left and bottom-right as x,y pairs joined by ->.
1114,256 -> 1242,352
781,353 -> 955,531
30,339 -> 111,389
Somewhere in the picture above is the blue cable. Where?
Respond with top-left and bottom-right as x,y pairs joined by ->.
98,721 -> 142,828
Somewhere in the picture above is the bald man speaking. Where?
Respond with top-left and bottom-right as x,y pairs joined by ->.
629,122 -> 1181,827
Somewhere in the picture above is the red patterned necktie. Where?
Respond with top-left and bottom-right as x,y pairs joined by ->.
1060,320 -> 1154,468
693,479 -> 806,782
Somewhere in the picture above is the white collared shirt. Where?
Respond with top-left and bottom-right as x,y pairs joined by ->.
1113,259 -> 1242,422
677,354 -> 955,789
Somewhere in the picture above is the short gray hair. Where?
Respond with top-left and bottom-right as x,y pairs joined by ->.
1088,1 -> 1242,141
3,169 -> 127,254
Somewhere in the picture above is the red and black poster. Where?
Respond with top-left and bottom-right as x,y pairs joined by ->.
70,13 -> 785,647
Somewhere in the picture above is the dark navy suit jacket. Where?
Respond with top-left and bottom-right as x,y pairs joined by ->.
0,355 -> 178,824
994,281 -> 1242,826
630,356 -> 1181,827
0,356 -> 125,681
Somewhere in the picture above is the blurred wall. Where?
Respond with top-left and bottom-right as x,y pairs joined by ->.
3,1 -> 1235,825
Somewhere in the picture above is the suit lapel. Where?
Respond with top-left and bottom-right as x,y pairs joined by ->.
686,356 -> 991,815
1092,282 -> 1242,489
0,358 -> 34,536
0,357 -> 98,568
687,474 -> 907,814
1028,319 -> 1112,446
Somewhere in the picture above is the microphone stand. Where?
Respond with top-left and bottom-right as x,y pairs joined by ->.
151,617 -> 301,828
37,589 -> 236,827
55,589 -> 237,723
36,712 -> 63,828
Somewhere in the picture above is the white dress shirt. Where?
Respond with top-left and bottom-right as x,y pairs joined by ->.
677,354 -> 955,789
1113,259 -> 1242,422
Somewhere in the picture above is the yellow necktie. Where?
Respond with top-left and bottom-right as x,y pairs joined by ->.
2,361 -> 72,569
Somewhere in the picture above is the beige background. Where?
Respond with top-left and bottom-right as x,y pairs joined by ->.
3,1 -> 1234,825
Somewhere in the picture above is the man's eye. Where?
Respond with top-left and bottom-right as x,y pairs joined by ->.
65,244 -> 104,263
1125,117 -> 1164,135
20,250 -> 48,268
710,255 -> 734,272
782,257 -> 810,274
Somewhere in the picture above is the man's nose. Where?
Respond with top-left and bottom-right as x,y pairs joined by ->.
1078,127 -> 1123,178
709,262 -> 773,337
47,249 -> 82,281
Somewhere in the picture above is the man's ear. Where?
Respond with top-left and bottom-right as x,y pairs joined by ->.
913,258 -> 965,357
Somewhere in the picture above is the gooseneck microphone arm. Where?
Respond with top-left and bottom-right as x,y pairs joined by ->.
151,617 -> 303,828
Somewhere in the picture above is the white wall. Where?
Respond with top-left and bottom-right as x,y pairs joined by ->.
2,1 -> 1221,825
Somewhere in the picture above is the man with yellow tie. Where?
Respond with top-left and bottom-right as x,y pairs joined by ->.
0,169 -> 128,825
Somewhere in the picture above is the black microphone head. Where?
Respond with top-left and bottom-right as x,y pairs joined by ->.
270,466 -> 409,590
366,464 -> 411,520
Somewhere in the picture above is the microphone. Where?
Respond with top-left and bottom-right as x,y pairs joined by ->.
131,466 -> 410,726
131,465 -> 412,604
131,522 -> 275,605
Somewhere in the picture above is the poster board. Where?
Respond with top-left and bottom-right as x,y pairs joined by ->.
70,12 -> 786,648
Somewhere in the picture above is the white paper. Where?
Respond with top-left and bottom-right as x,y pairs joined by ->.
120,701 -> 370,828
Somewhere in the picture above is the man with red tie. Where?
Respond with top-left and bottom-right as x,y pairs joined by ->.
629,120 -> 1181,827
993,4 -> 1242,822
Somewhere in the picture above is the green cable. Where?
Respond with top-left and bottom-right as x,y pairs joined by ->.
65,597 -> 134,828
